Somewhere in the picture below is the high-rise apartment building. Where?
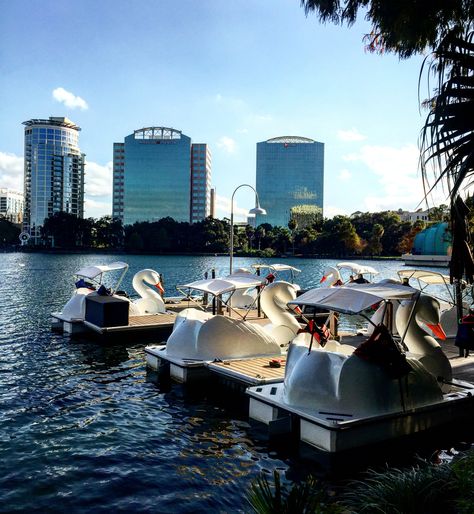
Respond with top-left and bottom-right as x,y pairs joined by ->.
23,117 -> 85,244
255,136 -> 324,227
113,126 -> 211,225
0,189 -> 24,224
190,143 -> 211,223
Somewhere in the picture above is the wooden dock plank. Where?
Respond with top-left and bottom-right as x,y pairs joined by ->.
128,313 -> 176,327
208,355 -> 286,385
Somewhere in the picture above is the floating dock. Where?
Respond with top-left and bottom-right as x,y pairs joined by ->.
52,311 -> 176,341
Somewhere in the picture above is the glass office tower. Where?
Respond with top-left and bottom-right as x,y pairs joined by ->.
115,127 -> 192,225
255,136 -> 324,227
23,117 -> 85,244
113,127 -> 211,225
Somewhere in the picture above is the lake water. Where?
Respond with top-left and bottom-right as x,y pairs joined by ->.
0,253 -> 460,512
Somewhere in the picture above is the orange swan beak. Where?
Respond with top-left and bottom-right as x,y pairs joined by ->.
426,322 -> 447,340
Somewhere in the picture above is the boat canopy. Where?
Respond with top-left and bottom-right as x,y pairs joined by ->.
251,263 -> 301,273
337,262 -> 379,276
177,274 -> 266,296
75,261 -> 129,280
397,269 -> 465,286
289,280 -> 418,315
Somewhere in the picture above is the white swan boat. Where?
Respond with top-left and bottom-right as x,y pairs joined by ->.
228,264 -> 302,309
145,271 -> 301,383
397,269 -> 470,338
52,263 -> 172,336
320,262 -> 379,286
247,281 -> 474,453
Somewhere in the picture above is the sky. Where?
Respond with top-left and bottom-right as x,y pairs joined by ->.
0,0 -> 447,222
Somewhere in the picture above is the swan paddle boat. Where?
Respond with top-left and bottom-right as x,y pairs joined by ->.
228,264 -> 302,309
52,263 -> 172,336
145,270 -> 302,383
320,262 -> 379,287
397,269 -> 471,338
247,280 -> 474,453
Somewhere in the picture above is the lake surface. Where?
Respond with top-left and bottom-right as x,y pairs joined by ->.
0,253 -> 460,513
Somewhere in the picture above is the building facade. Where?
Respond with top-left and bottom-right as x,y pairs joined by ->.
113,127 -> 211,225
0,189 -> 24,224
23,117 -> 85,244
255,136 -> 324,228
190,143 -> 211,223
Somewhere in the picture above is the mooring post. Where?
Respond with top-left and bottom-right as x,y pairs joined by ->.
203,271 -> 208,306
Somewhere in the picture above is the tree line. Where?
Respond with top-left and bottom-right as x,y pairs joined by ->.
0,203 -> 465,257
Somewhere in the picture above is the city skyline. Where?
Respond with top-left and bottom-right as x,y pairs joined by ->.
0,1 -> 448,223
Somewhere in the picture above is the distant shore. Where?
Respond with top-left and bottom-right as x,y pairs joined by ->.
5,246 -> 403,261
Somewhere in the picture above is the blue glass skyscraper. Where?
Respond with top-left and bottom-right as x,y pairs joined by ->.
255,136 -> 324,227
23,117 -> 85,244
113,127 -> 211,225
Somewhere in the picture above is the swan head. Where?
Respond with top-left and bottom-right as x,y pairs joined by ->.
320,266 -> 341,286
415,295 -> 447,340
398,294 -> 447,340
133,269 -> 164,295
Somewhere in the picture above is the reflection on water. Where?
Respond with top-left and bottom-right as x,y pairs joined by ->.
0,252 -> 465,512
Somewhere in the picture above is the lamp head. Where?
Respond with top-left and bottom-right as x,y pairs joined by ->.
249,206 -> 266,216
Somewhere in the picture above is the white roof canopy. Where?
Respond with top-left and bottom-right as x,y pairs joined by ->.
289,281 -> 418,314
397,269 -> 462,286
178,274 -> 266,296
251,263 -> 301,273
337,262 -> 379,275
75,261 -> 129,280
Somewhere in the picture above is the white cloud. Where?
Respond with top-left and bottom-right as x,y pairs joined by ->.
214,194 -> 255,221
324,205 -> 348,218
85,160 -> 112,197
338,169 -> 352,181
83,160 -> 112,218
337,128 -> 367,142
343,144 -> 448,211
216,136 -> 237,154
0,151 -> 24,191
52,87 -> 89,110
84,197 -> 112,219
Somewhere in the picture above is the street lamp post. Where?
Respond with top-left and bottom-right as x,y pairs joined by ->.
229,184 -> 266,274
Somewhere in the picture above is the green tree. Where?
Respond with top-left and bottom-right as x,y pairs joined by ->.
0,219 -> 21,245
398,219 -> 426,254
41,212 -> 87,248
367,222 -> 385,255
301,1 -> 474,58
289,205 -> 322,230
255,226 -> 266,250
429,204 -> 450,222
288,218 -> 298,255
316,216 -> 363,256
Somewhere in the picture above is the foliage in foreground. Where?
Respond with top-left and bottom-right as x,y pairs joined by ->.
342,461 -> 457,514
247,451 -> 474,514
246,470 -> 341,514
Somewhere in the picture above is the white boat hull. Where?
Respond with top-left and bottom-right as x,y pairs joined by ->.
402,254 -> 450,267
247,380 -> 474,453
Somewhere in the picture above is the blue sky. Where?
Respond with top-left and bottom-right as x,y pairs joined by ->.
0,0 -> 444,222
